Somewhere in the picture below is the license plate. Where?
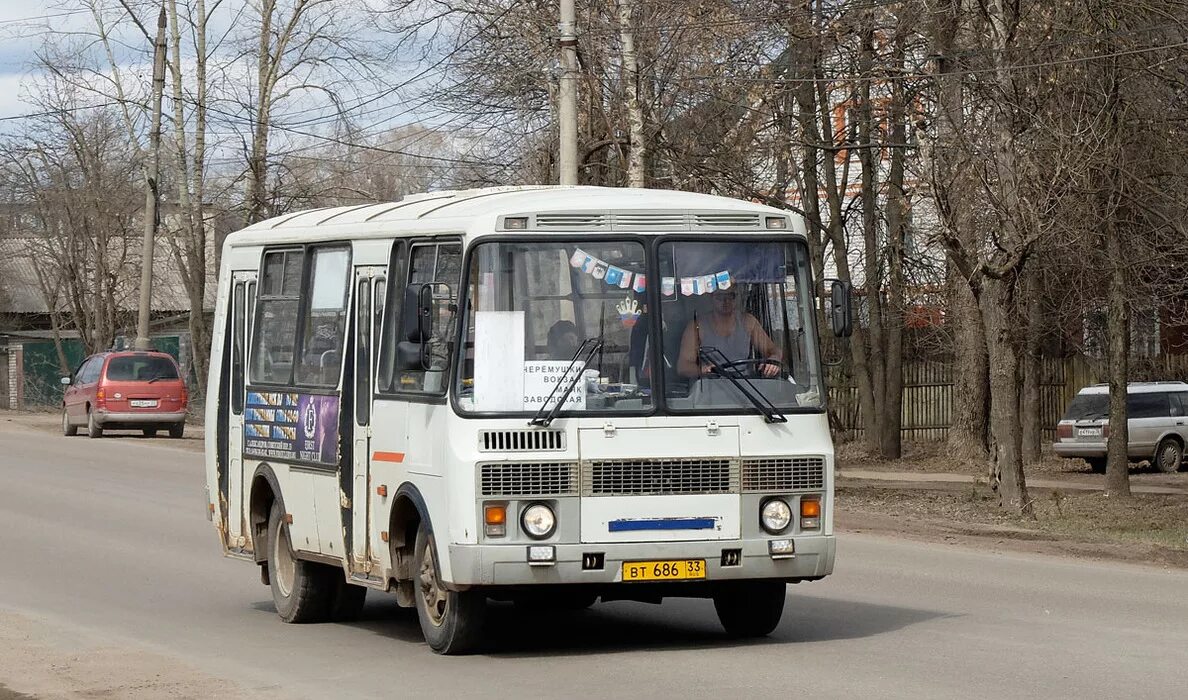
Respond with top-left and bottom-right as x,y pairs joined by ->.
622,559 -> 706,582
130,399 -> 158,408
1076,427 -> 1101,438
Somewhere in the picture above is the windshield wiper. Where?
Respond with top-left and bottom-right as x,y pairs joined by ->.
699,347 -> 787,423
529,337 -> 603,427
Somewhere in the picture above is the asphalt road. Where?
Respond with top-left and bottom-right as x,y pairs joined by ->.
1,417 -> 1185,699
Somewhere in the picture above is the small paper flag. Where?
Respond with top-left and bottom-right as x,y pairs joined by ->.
592,260 -> 608,280
582,255 -> 596,273
633,274 -> 647,293
570,248 -> 587,268
618,271 -> 633,289
715,270 -> 732,289
661,277 -> 676,296
681,278 -> 694,296
704,274 -> 718,293
605,266 -> 624,286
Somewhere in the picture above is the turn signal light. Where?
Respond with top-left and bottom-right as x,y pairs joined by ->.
484,504 -> 507,537
800,498 -> 821,531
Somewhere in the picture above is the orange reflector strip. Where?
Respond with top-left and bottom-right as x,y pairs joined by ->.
373,451 -> 405,463
801,499 -> 821,518
484,505 -> 507,525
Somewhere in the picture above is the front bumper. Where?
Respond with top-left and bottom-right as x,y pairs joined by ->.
447,535 -> 835,587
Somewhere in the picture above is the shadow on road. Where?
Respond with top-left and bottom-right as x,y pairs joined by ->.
249,589 -> 951,657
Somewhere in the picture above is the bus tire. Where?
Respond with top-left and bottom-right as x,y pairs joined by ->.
267,501 -> 334,623
413,526 -> 485,654
713,581 -> 786,638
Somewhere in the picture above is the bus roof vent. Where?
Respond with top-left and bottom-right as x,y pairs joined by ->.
611,212 -> 687,230
534,213 -> 609,230
693,212 -> 762,230
479,429 -> 567,452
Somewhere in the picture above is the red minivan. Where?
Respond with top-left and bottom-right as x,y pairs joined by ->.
61,351 -> 188,438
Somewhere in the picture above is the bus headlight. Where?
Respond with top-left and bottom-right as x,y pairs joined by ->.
761,499 -> 792,534
521,503 -> 556,539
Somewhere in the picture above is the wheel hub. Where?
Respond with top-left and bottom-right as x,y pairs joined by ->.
273,520 -> 296,597
418,539 -> 449,627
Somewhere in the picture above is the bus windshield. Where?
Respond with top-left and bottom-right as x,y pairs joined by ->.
456,239 -> 654,414
657,239 -> 824,412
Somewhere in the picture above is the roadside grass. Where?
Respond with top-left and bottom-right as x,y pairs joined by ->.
838,483 -> 1188,558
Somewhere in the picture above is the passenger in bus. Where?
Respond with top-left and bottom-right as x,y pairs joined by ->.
676,287 -> 782,378
546,319 -> 581,360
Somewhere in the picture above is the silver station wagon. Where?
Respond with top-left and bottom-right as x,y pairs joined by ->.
1052,382 -> 1188,474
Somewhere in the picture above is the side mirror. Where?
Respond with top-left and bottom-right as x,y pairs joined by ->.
416,283 -> 434,340
828,278 -> 853,338
60,376 -> 71,386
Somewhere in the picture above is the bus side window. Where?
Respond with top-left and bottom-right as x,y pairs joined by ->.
378,241 -> 460,395
295,246 -> 351,387
377,241 -> 407,393
231,282 -> 245,414
251,249 -> 303,385
355,278 -> 371,425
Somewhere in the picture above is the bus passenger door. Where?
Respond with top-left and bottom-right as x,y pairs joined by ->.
227,272 -> 256,548
351,267 -> 385,573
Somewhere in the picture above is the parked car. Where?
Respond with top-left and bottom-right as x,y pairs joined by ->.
1052,381 -> 1188,473
61,350 -> 188,438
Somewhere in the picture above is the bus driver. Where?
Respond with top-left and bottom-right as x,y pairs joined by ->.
677,287 -> 782,378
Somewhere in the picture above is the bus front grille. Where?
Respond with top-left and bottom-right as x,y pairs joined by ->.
741,457 -> 826,492
479,462 -> 579,497
582,458 -> 738,497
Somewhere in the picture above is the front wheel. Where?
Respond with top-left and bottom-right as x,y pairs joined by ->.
267,501 -> 335,622
1154,438 -> 1183,473
62,409 -> 76,436
413,527 -> 485,654
713,581 -> 786,638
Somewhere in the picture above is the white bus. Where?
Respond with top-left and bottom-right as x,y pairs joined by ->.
204,186 -> 852,654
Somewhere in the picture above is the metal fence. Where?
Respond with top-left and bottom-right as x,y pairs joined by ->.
828,354 -> 1188,442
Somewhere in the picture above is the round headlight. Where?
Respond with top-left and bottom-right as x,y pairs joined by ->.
521,503 -> 556,539
761,499 -> 792,533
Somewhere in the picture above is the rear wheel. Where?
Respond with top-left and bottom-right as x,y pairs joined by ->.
267,500 -> 335,623
61,409 -> 76,436
1154,438 -> 1183,473
168,422 -> 184,439
86,409 -> 103,438
413,526 -> 485,654
1087,457 -> 1107,474
713,581 -> 786,638
142,428 -> 158,437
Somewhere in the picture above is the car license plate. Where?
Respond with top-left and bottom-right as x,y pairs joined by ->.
1076,427 -> 1101,438
130,399 -> 158,408
622,559 -> 706,582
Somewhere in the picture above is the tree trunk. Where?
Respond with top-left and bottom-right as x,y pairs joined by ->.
981,276 -> 1031,515
880,29 -> 908,460
948,272 -> 989,459
856,22 -> 886,456
618,0 -> 645,188
1021,269 -> 1043,463
1105,221 -> 1132,497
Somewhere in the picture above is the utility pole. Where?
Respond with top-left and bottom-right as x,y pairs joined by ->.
135,7 -> 167,351
558,0 -> 578,185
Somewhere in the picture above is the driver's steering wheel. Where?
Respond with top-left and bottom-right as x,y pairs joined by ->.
712,358 -> 788,379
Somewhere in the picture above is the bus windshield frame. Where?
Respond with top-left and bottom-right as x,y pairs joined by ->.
451,233 -> 826,419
